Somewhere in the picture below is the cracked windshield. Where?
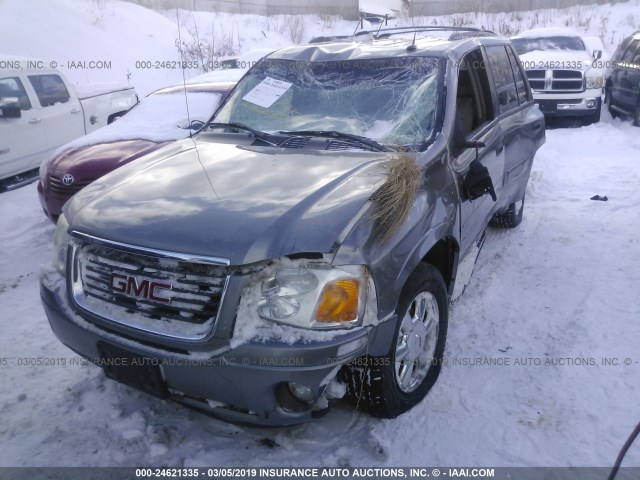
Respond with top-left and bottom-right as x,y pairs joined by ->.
213,56 -> 441,149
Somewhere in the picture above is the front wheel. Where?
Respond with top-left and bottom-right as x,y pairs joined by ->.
582,106 -> 601,126
604,86 -> 618,119
344,263 -> 448,418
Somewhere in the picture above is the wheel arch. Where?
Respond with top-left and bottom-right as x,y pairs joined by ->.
420,236 -> 459,296
365,232 -> 459,358
107,110 -> 128,124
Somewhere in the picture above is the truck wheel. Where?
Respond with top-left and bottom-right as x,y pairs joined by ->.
344,263 -> 448,418
489,194 -> 524,229
605,87 -> 618,119
583,106 -> 601,126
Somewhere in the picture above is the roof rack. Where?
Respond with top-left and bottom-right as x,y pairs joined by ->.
310,26 -> 496,45
367,26 -> 496,40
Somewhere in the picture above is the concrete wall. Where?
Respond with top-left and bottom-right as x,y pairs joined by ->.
124,0 -> 360,19
409,0 -> 627,16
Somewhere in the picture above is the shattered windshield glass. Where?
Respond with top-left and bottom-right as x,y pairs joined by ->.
212,56 -> 441,148
512,36 -> 586,55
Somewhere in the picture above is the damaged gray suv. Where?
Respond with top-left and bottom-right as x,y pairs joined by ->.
40,26 -> 545,425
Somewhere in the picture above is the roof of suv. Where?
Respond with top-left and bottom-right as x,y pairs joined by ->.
269,27 -> 507,63
513,27 -> 582,39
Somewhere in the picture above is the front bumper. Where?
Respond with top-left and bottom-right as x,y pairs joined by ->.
40,270 -> 374,426
533,92 -> 602,117
37,180 -> 64,223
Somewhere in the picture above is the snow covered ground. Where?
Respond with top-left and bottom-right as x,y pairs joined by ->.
1,0 -> 640,470
1,111 -> 639,467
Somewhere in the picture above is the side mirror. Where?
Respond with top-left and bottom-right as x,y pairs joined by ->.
593,50 -> 602,60
0,99 -> 21,119
463,159 -> 496,202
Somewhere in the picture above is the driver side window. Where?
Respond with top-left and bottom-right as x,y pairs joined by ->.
0,77 -> 32,111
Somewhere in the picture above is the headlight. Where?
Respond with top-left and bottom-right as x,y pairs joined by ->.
586,76 -> 603,89
257,264 -> 367,329
53,214 -> 70,275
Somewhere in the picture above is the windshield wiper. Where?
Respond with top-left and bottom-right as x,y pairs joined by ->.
277,130 -> 391,152
208,122 -> 278,146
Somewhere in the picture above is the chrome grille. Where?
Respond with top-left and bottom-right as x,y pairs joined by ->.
525,69 -> 584,93
49,175 -> 97,196
70,236 -> 229,340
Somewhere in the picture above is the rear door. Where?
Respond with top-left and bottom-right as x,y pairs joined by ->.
453,48 -> 505,255
500,45 -> 544,205
0,75 -> 48,179
27,73 -> 85,150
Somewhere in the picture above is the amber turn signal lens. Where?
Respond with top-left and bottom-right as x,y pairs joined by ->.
315,279 -> 360,322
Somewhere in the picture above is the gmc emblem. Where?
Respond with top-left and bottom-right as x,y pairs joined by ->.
110,273 -> 172,303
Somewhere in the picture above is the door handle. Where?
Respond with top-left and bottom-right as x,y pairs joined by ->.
531,120 -> 544,132
28,118 -> 42,124
71,107 -> 81,114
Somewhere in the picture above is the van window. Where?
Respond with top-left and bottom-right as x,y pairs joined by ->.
612,36 -> 633,61
629,40 -> 640,66
621,40 -> 640,64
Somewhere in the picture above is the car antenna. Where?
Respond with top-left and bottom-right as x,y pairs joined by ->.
352,12 -> 364,36
407,32 -> 417,51
176,10 -> 193,138
176,11 -> 220,200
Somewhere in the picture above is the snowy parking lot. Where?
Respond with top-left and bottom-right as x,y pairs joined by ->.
0,113 -> 639,468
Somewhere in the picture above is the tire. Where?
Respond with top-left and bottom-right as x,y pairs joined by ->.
605,86 -> 618,119
582,106 -> 601,126
489,194 -> 524,229
344,263 -> 448,419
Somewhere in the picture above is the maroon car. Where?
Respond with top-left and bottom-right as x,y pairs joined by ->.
38,81 -> 234,222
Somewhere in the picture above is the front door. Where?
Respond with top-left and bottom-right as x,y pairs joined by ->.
0,75 -> 48,179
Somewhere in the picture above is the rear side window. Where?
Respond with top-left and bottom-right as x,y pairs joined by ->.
505,46 -> 531,105
0,76 -> 32,110
485,45 -> 519,114
27,74 -> 71,107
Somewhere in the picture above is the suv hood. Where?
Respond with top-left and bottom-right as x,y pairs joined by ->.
67,137 -> 390,265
